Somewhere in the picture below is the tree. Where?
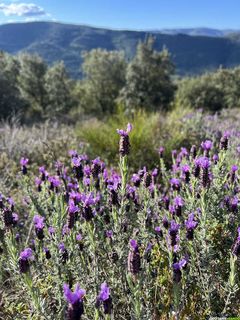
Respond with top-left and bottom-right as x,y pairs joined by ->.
175,67 -> 240,112
119,37 -> 176,112
0,52 -> 27,119
18,53 -> 47,118
80,49 -> 127,115
44,61 -> 77,119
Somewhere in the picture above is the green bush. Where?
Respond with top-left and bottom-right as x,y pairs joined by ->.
76,107 -> 210,171
175,67 -> 240,112
76,109 -> 161,171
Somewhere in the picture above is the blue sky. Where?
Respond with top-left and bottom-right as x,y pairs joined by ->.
0,0 -> 240,30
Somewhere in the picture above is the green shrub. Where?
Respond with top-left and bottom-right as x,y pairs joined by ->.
76,109 -> 161,171
175,67 -> 240,112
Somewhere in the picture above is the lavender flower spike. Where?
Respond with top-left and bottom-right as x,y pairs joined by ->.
33,215 -> 45,240
201,140 -> 212,156
173,258 -> 187,283
117,123 -> 132,156
20,157 -> 29,175
128,239 -> 141,275
63,283 -> 85,320
185,213 -> 198,240
96,282 -> 112,315
19,248 -> 33,273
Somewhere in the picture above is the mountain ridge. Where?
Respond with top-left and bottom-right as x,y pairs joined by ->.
1,21 -> 240,78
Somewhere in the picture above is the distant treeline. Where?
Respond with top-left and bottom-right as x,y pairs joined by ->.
1,37 -> 240,123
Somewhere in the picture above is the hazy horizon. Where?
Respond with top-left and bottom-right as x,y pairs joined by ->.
0,20 -> 240,33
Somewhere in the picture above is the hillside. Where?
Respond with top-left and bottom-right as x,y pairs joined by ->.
1,21 -> 240,78
153,27 -> 238,37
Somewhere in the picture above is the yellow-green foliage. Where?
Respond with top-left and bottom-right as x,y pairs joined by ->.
175,67 -> 240,112
76,108 -> 161,170
76,107 -> 206,170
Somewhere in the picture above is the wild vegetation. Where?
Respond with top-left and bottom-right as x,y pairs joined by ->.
1,36 -> 240,319
1,120 -> 240,319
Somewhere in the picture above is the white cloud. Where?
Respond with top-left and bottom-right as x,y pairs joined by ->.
0,3 -> 46,17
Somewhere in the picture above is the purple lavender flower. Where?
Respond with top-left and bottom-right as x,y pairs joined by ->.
33,215 -> 45,240
91,157 -> 102,179
190,145 -> 197,159
181,164 -> 190,183
162,216 -> 169,229
199,157 -> 211,169
201,140 -> 212,156
173,258 -> 187,283
39,166 -> 47,181
76,234 -> 84,251
117,123 -> 132,137
12,213 -> 19,226
230,196 -> 238,213
48,226 -> 55,236
33,215 -> 44,229
163,196 -> 170,210
19,248 -> 33,273
128,239 -> 141,275
174,196 -> 184,217
172,150 -> 177,159
106,230 -> 113,238
131,174 -> 141,187
44,247 -> 51,260
83,165 -> 91,177
96,283 -> 112,315
68,199 -> 80,229
185,213 -> 198,240
143,172 -> 152,188
170,178 -> 181,191
3,208 -> 14,228
69,191 -> 81,204
154,226 -> 163,237
76,234 -> 82,241
230,165 -> 238,183
152,168 -> 158,181
8,197 -> 15,210
48,176 -> 61,191
15,233 -> 21,243
193,158 -> 201,177
59,243 -> 65,251
117,123 -> 132,156
62,224 -> 71,236
63,283 -> 85,320
212,154 -> 219,164
35,177 -> 42,192
20,248 -> 33,260
59,243 -> 68,264
68,200 -> 80,214
69,150 -> 78,158
20,157 -> 29,175
158,146 -> 164,158
220,131 -> 230,150
169,220 -> 180,247
81,193 -> 99,221
72,156 -> 84,180
199,157 -> 211,187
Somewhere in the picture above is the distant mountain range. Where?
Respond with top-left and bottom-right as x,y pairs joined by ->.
1,22 -> 240,78
151,28 -> 240,37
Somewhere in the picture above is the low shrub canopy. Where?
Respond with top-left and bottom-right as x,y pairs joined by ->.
1,123 -> 240,319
